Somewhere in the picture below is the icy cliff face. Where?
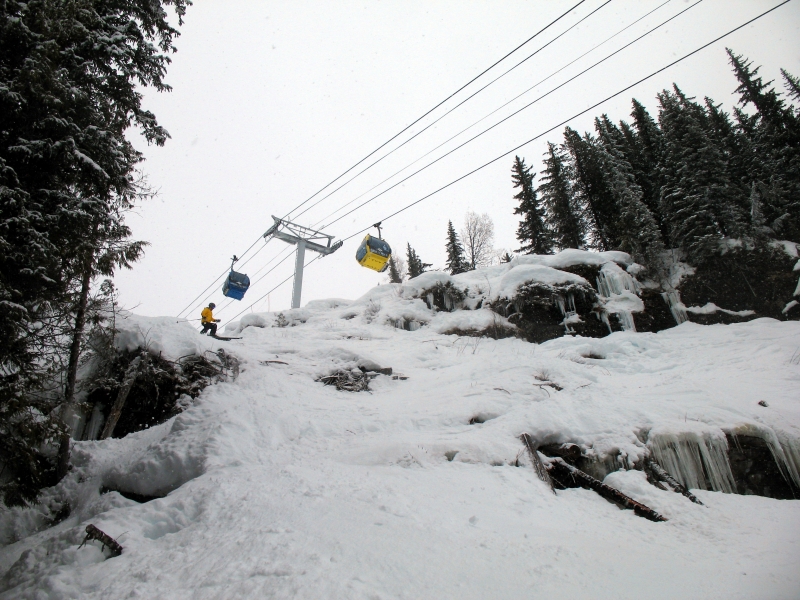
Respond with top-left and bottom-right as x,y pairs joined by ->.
395,249 -> 643,342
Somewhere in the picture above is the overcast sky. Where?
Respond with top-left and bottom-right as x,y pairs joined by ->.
114,0 -> 800,322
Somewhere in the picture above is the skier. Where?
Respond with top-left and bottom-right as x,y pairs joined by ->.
200,303 -> 221,336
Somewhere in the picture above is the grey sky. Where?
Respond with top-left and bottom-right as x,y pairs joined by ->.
114,0 -> 800,321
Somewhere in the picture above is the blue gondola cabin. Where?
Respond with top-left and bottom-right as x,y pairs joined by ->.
222,270 -> 250,300
356,234 -> 392,272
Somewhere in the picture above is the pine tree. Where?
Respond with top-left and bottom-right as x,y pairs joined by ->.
444,221 -> 467,274
387,255 -> 404,283
782,68 -> 800,102
595,120 -> 665,269
538,142 -> 585,250
727,49 -> 800,240
0,0 -> 189,504
658,86 -> 745,262
406,244 -> 430,278
511,156 -> 553,254
627,99 -> 667,236
562,128 -> 617,250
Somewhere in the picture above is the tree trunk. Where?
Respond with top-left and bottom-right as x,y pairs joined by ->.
100,354 -> 145,440
547,457 -> 668,522
519,433 -> 555,493
56,231 -> 97,480
644,457 -> 704,505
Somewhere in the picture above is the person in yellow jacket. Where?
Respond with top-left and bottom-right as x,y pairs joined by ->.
200,303 -> 221,336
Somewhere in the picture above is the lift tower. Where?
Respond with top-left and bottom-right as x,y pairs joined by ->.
263,216 -> 343,309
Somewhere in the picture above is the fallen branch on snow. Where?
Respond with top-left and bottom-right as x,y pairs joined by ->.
519,433 -> 555,494
79,524 -> 123,557
546,457 -> 667,522
644,457 -> 704,505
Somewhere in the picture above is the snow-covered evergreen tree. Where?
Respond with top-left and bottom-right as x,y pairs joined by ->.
444,221 -> 467,274
595,119 -> 665,269
0,0 -> 189,505
538,143 -> 585,250
387,255 -> 404,283
562,128 -> 617,250
627,100 -> 666,237
406,244 -> 430,279
511,156 -> 553,255
658,86 -> 745,262
727,49 -> 800,241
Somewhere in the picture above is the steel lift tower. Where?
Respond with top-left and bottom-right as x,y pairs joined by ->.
263,216 -> 343,309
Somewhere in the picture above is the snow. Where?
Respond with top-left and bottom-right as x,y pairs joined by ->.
771,239 -> 799,259
494,264 -> 588,299
1,294 -> 799,598
510,248 -> 633,269
684,303 -> 756,317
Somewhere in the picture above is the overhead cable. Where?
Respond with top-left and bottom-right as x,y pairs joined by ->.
338,0 -> 791,243
312,0 -> 678,229
292,0 -> 613,223
321,0 -> 704,230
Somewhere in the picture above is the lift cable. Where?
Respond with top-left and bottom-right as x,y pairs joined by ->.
310,0 -> 677,230
335,0 -> 791,245
175,235 -> 266,318
214,250 -> 296,315
283,0 -> 588,220
176,0 -> 587,317
226,254 -> 324,323
218,1 -> 789,323
291,0 -> 614,224
319,0 -> 704,231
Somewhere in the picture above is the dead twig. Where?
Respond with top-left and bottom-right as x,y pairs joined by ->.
317,369 -> 371,392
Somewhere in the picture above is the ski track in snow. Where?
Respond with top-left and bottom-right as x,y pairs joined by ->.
1,311 -> 799,599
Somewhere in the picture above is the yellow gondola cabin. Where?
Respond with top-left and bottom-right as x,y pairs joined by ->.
356,234 -> 392,272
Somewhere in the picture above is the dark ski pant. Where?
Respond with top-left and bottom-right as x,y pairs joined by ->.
201,322 -> 217,336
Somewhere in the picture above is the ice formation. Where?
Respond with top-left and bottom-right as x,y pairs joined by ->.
647,425 -> 737,493
662,290 -> 689,325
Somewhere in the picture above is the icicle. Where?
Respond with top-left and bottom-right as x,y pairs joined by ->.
426,292 -> 434,310
600,312 -> 613,334
731,424 -> 800,490
555,295 -> 566,316
444,293 -> 453,311
596,263 -> 640,297
84,403 -> 106,440
662,291 -> 688,325
778,434 -> 800,489
616,311 -> 636,332
648,428 -> 736,493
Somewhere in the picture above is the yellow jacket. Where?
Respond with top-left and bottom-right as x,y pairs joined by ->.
201,307 -> 214,324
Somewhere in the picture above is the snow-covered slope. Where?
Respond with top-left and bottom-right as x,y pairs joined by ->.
1,297 -> 799,598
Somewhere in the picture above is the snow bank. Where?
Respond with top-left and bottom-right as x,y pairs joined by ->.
114,314 -> 207,360
494,264 -> 588,299
511,248 -> 633,269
